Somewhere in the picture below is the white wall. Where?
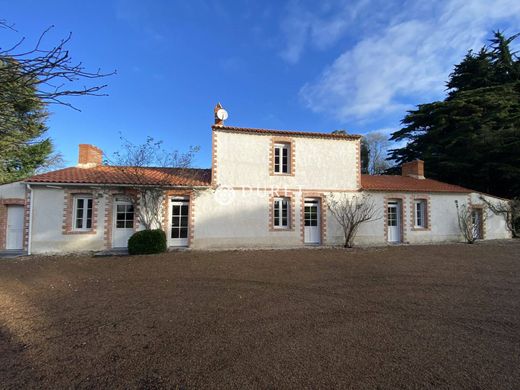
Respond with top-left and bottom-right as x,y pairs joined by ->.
192,188 -> 303,249
214,130 -> 360,190
30,187 -> 106,253
0,181 -> 26,199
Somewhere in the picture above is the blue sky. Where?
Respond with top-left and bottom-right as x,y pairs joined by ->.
2,0 -> 520,168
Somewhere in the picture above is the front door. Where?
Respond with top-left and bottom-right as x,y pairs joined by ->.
472,208 -> 483,240
304,198 -> 321,244
387,201 -> 401,243
112,198 -> 135,248
169,197 -> 189,247
6,205 -> 24,250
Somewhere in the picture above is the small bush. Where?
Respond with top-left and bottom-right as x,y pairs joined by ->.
128,229 -> 167,255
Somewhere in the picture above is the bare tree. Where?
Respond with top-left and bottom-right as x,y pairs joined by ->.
364,132 -> 391,174
109,136 -> 199,230
1,20 -> 115,116
479,196 -> 520,238
328,193 -> 380,248
455,201 -> 487,244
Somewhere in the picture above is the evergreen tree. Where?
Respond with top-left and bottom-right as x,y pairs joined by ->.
390,31 -> 520,198
0,59 -> 54,183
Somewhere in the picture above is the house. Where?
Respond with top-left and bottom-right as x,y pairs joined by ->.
0,105 -> 511,254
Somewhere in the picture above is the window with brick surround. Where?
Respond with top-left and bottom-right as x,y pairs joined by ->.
273,197 -> 290,228
274,143 -> 290,174
414,199 -> 427,228
73,195 -> 93,231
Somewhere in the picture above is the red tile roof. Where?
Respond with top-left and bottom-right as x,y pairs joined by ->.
212,125 -> 362,140
25,166 -> 212,186
361,175 -> 470,193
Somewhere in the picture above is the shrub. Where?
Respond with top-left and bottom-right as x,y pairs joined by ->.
128,229 -> 167,255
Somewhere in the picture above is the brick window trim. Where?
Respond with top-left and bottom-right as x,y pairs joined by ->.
469,198 -> 486,239
300,192 -> 327,245
211,130 -> 218,188
269,191 -> 296,231
162,189 -> 195,247
410,194 -> 432,231
384,194 -> 408,243
62,189 -> 99,235
269,137 -> 296,177
0,198 -> 27,250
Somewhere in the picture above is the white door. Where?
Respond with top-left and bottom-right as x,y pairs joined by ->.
304,199 -> 321,244
169,198 -> 189,247
6,205 -> 24,250
387,201 -> 401,243
112,199 -> 135,248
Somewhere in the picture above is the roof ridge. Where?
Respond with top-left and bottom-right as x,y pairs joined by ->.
212,125 -> 362,139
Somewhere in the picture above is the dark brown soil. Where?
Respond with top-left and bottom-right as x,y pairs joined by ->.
1,241 -> 520,389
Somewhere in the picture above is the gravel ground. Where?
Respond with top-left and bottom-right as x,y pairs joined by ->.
1,241 -> 519,389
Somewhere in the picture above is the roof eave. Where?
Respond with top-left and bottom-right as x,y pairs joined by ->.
22,181 -> 211,189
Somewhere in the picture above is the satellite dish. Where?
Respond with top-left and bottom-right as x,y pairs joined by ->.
216,108 -> 228,121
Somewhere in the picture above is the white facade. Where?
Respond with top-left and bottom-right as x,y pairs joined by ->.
0,124 -> 512,254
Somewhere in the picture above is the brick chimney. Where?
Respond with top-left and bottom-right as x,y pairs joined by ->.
214,102 -> 224,126
401,160 -> 425,179
78,144 -> 103,168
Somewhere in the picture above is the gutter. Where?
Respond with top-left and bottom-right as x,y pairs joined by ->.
22,182 -> 210,190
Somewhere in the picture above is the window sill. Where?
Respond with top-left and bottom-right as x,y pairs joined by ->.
411,227 -> 430,231
270,227 -> 294,232
64,230 -> 96,235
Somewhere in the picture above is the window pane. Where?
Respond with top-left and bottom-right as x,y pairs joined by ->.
86,218 -> 92,229
87,199 -> 93,209
76,218 -> 83,229
116,221 -> 125,228
171,228 -> 180,238
180,228 -> 188,238
125,220 -> 133,228
181,205 -> 189,215
172,217 -> 180,227
77,199 -> 84,209
172,205 -> 180,216
181,216 -> 189,228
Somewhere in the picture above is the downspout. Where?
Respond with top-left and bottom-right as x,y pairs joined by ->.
26,184 -> 34,255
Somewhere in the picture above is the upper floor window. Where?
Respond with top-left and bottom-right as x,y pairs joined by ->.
74,196 -> 93,230
273,197 -> 290,228
414,199 -> 427,228
274,143 -> 290,174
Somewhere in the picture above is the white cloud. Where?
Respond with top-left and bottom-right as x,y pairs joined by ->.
290,0 -> 520,122
279,0 -> 373,63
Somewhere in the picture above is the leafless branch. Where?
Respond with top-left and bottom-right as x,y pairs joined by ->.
455,201 -> 488,244
327,193 -> 380,248
1,22 -> 115,116
479,196 -> 519,238
105,136 -> 200,230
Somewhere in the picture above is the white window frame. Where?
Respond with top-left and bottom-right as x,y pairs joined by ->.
73,195 -> 93,231
414,199 -> 427,228
274,143 -> 290,174
273,197 -> 290,229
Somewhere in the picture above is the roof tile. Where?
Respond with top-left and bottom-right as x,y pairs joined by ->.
361,175 -> 470,193
26,166 -> 212,186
